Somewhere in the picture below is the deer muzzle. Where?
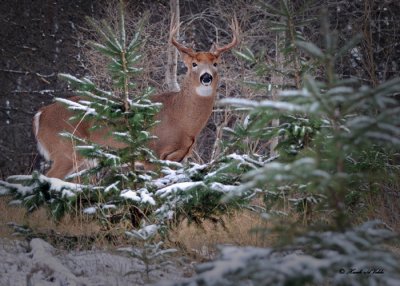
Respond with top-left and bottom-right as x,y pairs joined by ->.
200,72 -> 213,86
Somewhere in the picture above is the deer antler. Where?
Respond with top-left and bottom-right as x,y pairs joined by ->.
213,16 -> 240,56
170,16 -> 195,56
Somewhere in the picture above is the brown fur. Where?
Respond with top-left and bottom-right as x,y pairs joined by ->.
34,54 -> 219,179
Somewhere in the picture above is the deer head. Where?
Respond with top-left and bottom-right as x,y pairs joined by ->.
170,17 -> 239,97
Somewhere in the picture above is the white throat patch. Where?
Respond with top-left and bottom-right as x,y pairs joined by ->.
196,85 -> 213,97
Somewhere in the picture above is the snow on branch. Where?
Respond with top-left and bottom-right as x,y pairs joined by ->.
1,173 -> 83,199
155,182 -> 206,198
55,97 -> 97,116
220,98 -> 306,112
121,188 -> 156,205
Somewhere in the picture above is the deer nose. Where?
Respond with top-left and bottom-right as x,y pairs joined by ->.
200,73 -> 213,85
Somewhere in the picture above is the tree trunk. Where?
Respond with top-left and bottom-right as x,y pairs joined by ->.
165,0 -> 180,92
270,33 -> 283,157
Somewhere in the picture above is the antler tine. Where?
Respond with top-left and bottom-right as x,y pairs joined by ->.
170,15 -> 194,56
213,15 -> 240,56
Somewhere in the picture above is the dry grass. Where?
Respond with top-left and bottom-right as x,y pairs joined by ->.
364,191 -> 400,233
1,189 -> 399,259
0,195 -> 271,255
0,197 -> 104,248
0,197 -> 27,238
167,209 -> 272,260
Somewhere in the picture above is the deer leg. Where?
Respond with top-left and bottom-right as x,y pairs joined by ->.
45,148 -> 84,180
46,158 -> 75,179
163,145 -> 194,162
165,149 -> 190,162
161,137 -> 195,162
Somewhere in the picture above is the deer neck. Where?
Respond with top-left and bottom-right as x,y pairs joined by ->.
174,75 -> 218,136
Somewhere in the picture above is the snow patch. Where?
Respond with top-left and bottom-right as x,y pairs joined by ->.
29,238 -> 85,284
152,169 -> 189,189
104,181 -> 120,193
139,188 -> 156,205
102,204 -> 116,209
0,181 -> 33,196
120,188 -> 156,205
55,97 -> 97,116
220,98 -> 305,112
120,189 -> 141,201
138,224 -> 158,239
83,207 -> 97,214
210,182 -> 237,193
156,181 -> 205,197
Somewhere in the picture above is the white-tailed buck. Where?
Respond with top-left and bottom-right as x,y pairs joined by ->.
33,18 -> 239,179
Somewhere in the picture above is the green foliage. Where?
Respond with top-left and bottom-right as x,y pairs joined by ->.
153,155 -> 257,226
0,172 -> 83,221
58,11 -> 160,183
223,9 -> 400,229
171,4 -> 400,286
261,0 -> 318,87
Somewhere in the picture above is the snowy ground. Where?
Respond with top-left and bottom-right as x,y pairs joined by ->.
0,238 -> 190,286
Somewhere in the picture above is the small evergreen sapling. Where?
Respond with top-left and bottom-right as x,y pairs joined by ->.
120,224 -> 177,282
0,4 -> 161,225
56,5 -> 162,225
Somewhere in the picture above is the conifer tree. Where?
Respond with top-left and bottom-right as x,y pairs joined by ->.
172,7 -> 400,286
54,2 -> 162,225
0,1 -> 161,225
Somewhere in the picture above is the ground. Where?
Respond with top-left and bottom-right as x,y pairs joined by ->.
0,237 -> 189,286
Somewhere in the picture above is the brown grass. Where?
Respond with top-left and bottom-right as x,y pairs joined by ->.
364,191 -> 400,233
1,181 -> 398,256
0,197 -> 104,248
0,195 -> 271,255
167,209 -> 272,260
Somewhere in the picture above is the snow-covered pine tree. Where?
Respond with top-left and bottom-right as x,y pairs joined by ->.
63,5 -> 160,174
50,3 -> 163,226
120,224 -> 177,282
0,2 -> 161,225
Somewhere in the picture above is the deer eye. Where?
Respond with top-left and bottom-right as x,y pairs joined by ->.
192,63 -> 197,67
213,63 -> 218,67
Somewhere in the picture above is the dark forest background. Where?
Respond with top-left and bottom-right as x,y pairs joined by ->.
1,0 -> 399,179
0,0 -> 100,178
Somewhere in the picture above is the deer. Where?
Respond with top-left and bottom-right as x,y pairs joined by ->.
33,17 -> 239,179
